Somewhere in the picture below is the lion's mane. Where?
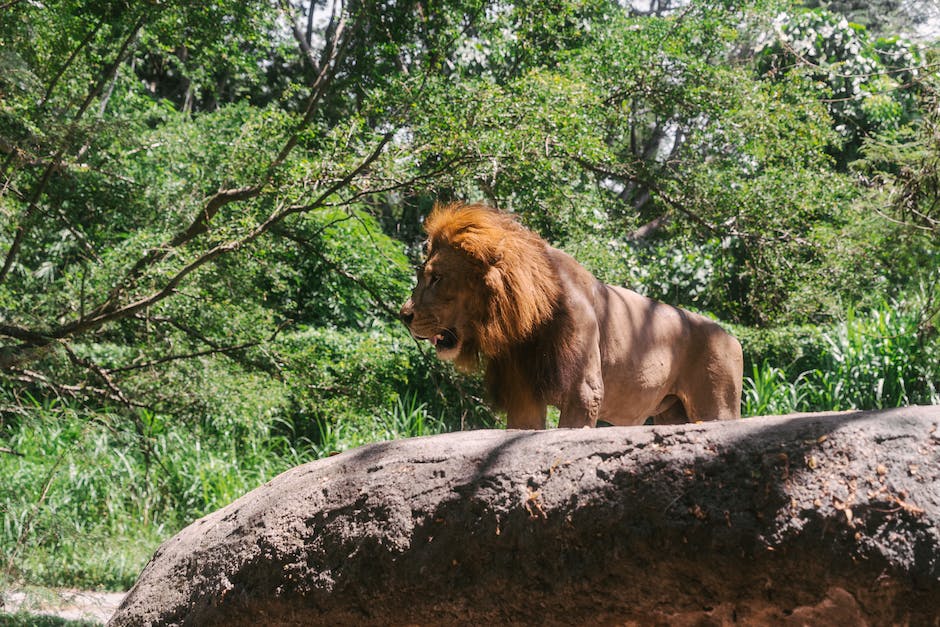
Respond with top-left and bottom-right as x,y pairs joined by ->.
424,203 -> 561,363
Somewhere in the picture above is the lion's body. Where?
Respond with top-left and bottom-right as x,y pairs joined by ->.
400,203 -> 743,429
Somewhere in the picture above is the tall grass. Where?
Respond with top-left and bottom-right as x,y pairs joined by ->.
743,300 -> 939,416
742,363 -> 810,416
384,392 -> 446,439
0,390 -> 448,591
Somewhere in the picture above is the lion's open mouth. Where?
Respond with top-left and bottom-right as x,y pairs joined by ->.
430,329 -> 458,351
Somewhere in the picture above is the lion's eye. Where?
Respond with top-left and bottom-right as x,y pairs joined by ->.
429,273 -> 442,287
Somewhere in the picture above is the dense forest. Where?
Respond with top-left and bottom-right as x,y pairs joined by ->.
1,0 -> 938,592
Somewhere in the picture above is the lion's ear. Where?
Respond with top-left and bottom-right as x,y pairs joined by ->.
483,265 -> 504,293
455,234 -> 502,267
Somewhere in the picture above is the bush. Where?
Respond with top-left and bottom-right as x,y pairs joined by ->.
260,323 -> 497,454
742,297 -> 939,415
733,323 -> 828,375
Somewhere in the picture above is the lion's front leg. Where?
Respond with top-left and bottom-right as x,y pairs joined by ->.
557,376 -> 603,428
505,399 -> 547,430
557,334 -> 604,428
487,355 -> 548,429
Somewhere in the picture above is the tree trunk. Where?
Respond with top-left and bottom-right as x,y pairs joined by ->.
110,406 -> 940,626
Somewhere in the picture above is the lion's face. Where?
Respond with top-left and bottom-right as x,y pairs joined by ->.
399,245 -> 484,363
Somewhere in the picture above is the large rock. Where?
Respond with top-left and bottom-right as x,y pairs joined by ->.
110,407 -> 940,626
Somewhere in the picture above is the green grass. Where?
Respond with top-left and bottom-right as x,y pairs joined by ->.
0,388 -> 458,591
0,324 -> 497,592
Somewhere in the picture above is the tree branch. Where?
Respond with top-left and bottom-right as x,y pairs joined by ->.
106,321 -> 290,375
82,3 -> 351,322
571,154 -> 727,237
39,18 -> 105,109
0,5 -> 386,371
280,0 -> 323,75
93,185 -> 262,317
61,343 -> 136,409
7,369 -> 109,405
274,131 -> 394,221
44,132 -> 394,348
270,2 -> 348,172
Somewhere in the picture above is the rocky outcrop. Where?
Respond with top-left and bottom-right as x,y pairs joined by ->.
110,406 -> 940,626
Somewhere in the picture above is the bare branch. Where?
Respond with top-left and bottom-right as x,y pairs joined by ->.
8,369 -> 92,403
106,320 -> 290,374
280,0 -> 322,75
132,314 -> 224,350
270,5 -> 349,172
305,0 -> 316,48
571,153 -> 732,238
324,152 -> 471,208
61,343 -> 135,409
0,324 -> 51,345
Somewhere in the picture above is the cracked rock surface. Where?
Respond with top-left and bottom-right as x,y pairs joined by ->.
110,406 -> 940,626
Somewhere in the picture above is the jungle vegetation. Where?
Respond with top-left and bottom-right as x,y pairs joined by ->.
1,0 -> 938,591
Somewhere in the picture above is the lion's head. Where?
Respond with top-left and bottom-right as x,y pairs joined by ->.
399,202 -> 560,371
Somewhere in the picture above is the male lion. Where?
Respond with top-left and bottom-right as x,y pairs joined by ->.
399,202 -> 743,429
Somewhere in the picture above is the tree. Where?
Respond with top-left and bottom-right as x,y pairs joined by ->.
0,0 -> 479,417
803,0 -> 940,40
757,7 -> 926,163
1,0 -> 936,425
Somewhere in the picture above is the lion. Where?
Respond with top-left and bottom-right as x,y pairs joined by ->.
399,202 -> 743,429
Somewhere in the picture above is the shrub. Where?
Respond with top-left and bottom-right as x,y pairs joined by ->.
742,297 -> 939,415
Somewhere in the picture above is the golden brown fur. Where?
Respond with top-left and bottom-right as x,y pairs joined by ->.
400,202 -> 743,429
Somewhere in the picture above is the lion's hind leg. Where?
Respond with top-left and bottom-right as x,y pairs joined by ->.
681,328 -> 744,422
680,364 -> 743,422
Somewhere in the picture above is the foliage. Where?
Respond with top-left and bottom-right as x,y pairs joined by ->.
0,613 -> 98,627
801,0 -> 940,40
733,322 -> 828,374
852,85 -> 940,259
0,346 -> 482,590
743,297 -> 940,416
757,7 -> 925,161
0,0 -> 938,595
742,362 -> 808,417
0,395 -> 300,589
276,324 -> 495,449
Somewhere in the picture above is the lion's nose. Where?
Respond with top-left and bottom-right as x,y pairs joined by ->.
399,301 -> 414,326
